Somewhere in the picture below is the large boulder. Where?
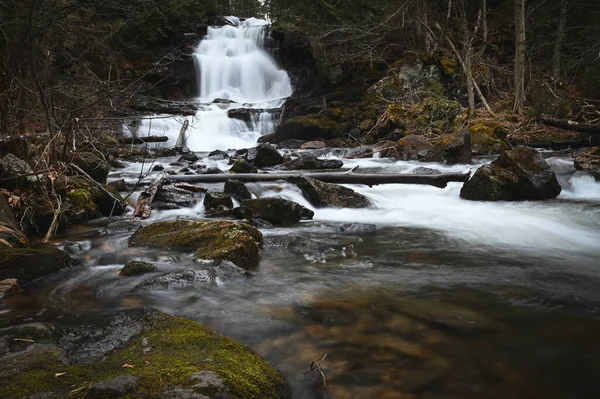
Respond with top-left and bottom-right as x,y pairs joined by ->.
153,186 -> 202,210
65,177 -> 126,221
229,160 -> 258,174
72,152 -> 110,184
0,311 -> 290,399
253,144 -> 283,168
574,147 -> 600,179
460,147 -> 562,201
288,177 -> 371,208
224,179 -> 252,201
0,153 -> 45,191
396,135 -> 442,162
128,220 -> 263,270
275,114 -> 341,142
242,197 -> 314,226
0,246 -> 74,283
277,154 -> 343,170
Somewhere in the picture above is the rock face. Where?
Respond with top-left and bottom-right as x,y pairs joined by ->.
120,261 -> 158,277
72,152 -> 110,184
396,135 -> 442,162
242,197 -> 314,226
288,177 -> 371,208
0,246 -> 74,283
0,153 -> 45,191
128,220 -> 263,270
278,154 -> 343,170
574,147 -> 600,178
0,310 -> 290,399
460,147 -> 562,201
253,144 -> 283,168
275,114 -> 341,142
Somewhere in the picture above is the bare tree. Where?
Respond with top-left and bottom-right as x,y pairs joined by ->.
482,0 -> 488,43
514,0 -> 526,112
552,0 -> 568,81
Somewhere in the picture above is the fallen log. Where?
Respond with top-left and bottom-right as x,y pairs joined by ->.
118,136 -> 170,145
541,118 -> 600,134
165,171 -> 470,189
132,175 -> 166,220
523,137 -> 598,150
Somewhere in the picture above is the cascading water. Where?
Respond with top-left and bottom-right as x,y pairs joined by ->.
126,17 -> 292,151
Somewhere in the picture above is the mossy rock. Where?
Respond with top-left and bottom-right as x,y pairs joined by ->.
275,114 -> 342,142
0,246 -> 74,283
67,177 -> 126,220
242,197 -> 314,226
120,261 -> 158,277
0,312 -> 290,399
128,220 -> 262,270
438,122 -> 509,158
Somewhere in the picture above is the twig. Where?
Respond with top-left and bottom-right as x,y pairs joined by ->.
306,354 -> 330,397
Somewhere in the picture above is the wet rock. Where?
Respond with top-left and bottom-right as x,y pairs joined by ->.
339,223 -> 377,233
153,186 -> 201,210
208,149 -> 229,160
90,375 -> 139,398
0,343 -> 69,378
152,164 -> 165,171
203,192 -> 234,210
460,147 -> 562,201
60,241 -> 84,255
439,124 -> 509,163
345,140 -> 399,159
0,278 -> 20,295
253,144 -> 283,168
224,179 -> 252,201
278,154 -> 343,170
177,152 -> 200,163
279,139 -> 305,149
107,179 -> 128,191
574,147 -> 600,179
136,269 -> 215,290
105,220 -> 142,233
128,220 -> 262,270
198,166 -> 223,174
0,246 -> 74,283
301,141 -> 326,150
66,177 -> 127,220
73,151 -> 110,184
275,113 -> 342,142
411,166 -> 441,175
229,160 -> 258,174
0,153 -> 45,191
288,176 -> 371,208
157,389 -> 209,399
396,135 -> 443,162
242,197 -> 314,226
120,261 -> 158,277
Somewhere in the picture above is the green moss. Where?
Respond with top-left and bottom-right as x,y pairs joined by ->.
0,314 -> 289,399
128,220 -> 263,270
427,98 -> 461,123
439,55 -> 458,76
66,188 -> 99,220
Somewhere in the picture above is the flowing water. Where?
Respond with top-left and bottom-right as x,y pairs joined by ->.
3,17 -> 600,399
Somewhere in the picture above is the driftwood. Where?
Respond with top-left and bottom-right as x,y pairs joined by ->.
541,118 -> 600,134
132,175 -> 166,220
165,171 -> 470,189
175,120 -> 190,147
118,136 -> 169,145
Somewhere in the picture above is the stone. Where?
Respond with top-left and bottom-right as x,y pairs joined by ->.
66,177 -> 127,220
345,140 -> 399,159
0,153 -> 44,191
574,147 -> 600,179
128,220 -> 263,270
72,152 -> 110,184
208,149 -> 229,160
107,179 -> 128,191
0,278 -> 20,295
288,176 -> 371,208
279,139 -> 305,149
275,113 -> 342,142
277,154 -> 343,170
224,179 -> 252,201
229,160 -> 258,174
120,261 -> 158,277
203,192 -> 234,210
411,166 -> 441,175
153,186 -> 201,210
90,375 -> 139,398
253,144 -> 283,168
300,141 -> 327,150
242,197 -> 314,226
460,147 -> 562,201
396,135 -> 442,162
135,270 -> 215,290
198,167 -> 223,175
0,246 -> 74,283
152,164 -> 165,171
339,223 -> 377,233
177,152 -> 200,163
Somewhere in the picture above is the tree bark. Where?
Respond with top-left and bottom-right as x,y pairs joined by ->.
165,171 -> 471,189
482,0 -> 488,43
552,0 -> 568,81
514,0 -> 526,112
459,1 -> 476,118
541,118 -> 600,134
132,175 -> 166,220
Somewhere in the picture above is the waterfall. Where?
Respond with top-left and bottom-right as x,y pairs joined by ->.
126,17 -> 292,152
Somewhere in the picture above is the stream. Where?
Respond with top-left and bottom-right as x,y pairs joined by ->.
2,17 -> 600,399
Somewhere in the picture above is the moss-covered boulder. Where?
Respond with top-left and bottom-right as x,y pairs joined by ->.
275,114 -> 342,142
242,197 -> 314,226
66,177 -> 126,221
288,176 -> 371,208
128,220 -> 262,270
396,135 -> 443,162
574,147 -> 600,179
0,311 -> 290,399
438,123 -> 509,164
460,147 -> 562,201
120,261 -> 158,277
72,151 -> 110,184
0,246 -> 74,283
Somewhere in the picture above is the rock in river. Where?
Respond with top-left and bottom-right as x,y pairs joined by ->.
128,220 -> 263,270
460,146 -> 562,201
242,197 -> 314,226
253,144 -> 283,168
288,176 -> 371,208
277,154 -> 343,170
0,246 -> 74,283
574,147 -> 600,179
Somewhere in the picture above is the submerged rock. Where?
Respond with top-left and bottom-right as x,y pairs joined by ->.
253,144 -> 283,168
0,246 -> 74,283
277,154 -> 343,170
120,261 -> 158,277
460,147 -> 562,201
574,147 -> 600,179
0,310 -> 290,399
242,197 -> 314,226
128,220 -> 262,270
288,176 -> 371,208
136,269 -> 215,290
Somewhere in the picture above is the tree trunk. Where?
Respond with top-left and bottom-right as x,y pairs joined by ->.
513,0 -> 526,112
460,1 -> 476,118
552,0 -> 568,81
482,0 -> 488,43
541,118 -> 600,134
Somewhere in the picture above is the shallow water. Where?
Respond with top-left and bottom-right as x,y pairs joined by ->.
1,154 -> 600,399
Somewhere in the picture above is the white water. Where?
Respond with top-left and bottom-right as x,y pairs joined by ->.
125,17 -> 292,151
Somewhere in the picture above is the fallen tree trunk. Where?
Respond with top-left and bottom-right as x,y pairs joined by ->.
132,175 -> 166,219
541,118 -> 600,134
523,137 -> 598,150
118,136 -> 170,145
165,171 -> 470,189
